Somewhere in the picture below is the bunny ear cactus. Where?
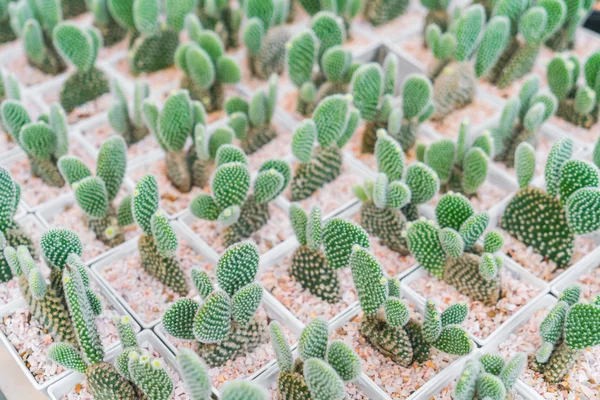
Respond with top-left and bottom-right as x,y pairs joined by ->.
291,94 -> 358,201
349,246 -> 473,366
296,0 -> 363,36
421,0 -> 451,41
533,285 -> 600,384
363,0 -> 409,26
88,0 -> 127,46
501,137 -> 600,268
454,353 -> 526,399
405,192 -> 504,304
547,51 -> 600,129
420,119 -> 492,195
0,70 -> 20,104
0,0 -> 17,43
163,241 -> 266,367
224,74 -> 278,154
271,318 -> 362,400
108,79 -> 150,146
244,0 -> 291,80
52,23 -> 110,113
196,0 -> 243,50
176,14 -> 241,112
546,0 -> 593,51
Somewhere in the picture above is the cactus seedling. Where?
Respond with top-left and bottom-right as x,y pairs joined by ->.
243,0 -> 291,80
176,14 -> 241,112
190,145 -> 291,247
0,0 -> 16,44
58,136 -> 133,247
350,246 -> 473,365
108,79 -> 150,146
52,23 -> 110,113
196,0 -> 243,50
454,353 -> 526,399
1,100 -> 69,187
421,0 -> 451,41
502,138 -> 600,268
271,318 -> 362,400
546,0 -> 593,51
419,119 -> 492,195
533,285 -> 600,384
405,192 -> 505,304
87,0 -> 127,46
132,174 -> 188,296
163,241 -> 266,367
363,0 -> 409,26
354,130 -> 440,252
547,51 -> 600,129
296,0 -> 363,37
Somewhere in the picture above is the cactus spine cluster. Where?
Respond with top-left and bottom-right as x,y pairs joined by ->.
58,136 -> 132,247
190,144 -> 291,247
501,138 -> 600,268
196,0 -> 242,50
163,241 -> 265,367
176,14 -> 241,112
243,0 -> 291,80
271,318 -> 362,400
363,0 -> 408,26
405,192 -> 505,304
350,245 -> 473,365
354,130 -> 440,252
108,79 -> 150,146
533,285 -> 600,384
546,0 -> 593,51
419,119 -> 492,196
286,11 -> 359,116
290,94 -> 359,201
547,51 -> 600,129
491,75 -> 558,166
132,174 -> 188,296
88,0 -> 127,46
454,353 -> 526,399
0,0 -> 16,43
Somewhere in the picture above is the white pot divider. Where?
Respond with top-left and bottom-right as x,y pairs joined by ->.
551,244 -> 600,297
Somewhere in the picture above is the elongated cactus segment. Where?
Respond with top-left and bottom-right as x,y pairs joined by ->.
108,79 -> 150,146
89,0 -> 127,47
545,0 -> 593,51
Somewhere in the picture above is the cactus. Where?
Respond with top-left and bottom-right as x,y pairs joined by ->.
243,0 -> 291,80
196,0 -> 242,50
0,70 -> 19,104
176,14 -> 241,112
405,192 -> 505,304
8,0 -> 66,75
297,0 -> 363,36
190,145 -> 291,247
163,241 -> 266,367
108,79 -> 150,146
0,0 -> 16,43
421,0 -> 451,41
501,137 -> 600,268
354,130 -> 439,253
1,100 -> 69,187
143,90 -> 233,193
350,245 -> 473,365
87,0 -> 127,46
454,353 -> 526,399
485,0 -> 567,89
52,23 -> 110,113
547,51 -> 600,129
425,5 -> 510,118
286,11 -> 359,116
546,0 -> 593,51
58,136 -> 133,247
131,174 -> 188,296
533,285 -> 600,384
288,206 -> 370,303
419,119 -> 492,195
290,94 -> 359,200
61,0 -> 85,18
107,0 -> 196,75
224,74 -> 278,154
363,0 -> 409,26
491,75 -> 558,166
271,318 -> 361,400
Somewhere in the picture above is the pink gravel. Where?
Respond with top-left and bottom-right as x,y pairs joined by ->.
244,124 -> 293,172
398,34 -> 435,67
43,90 -> 113,125
6,56 -> 63,87
281,89 -> 310,123
569,265 -> 600,302
425,96 -> 498,135
115,57 -> 183,92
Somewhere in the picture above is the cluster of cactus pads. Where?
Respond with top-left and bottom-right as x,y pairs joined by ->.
88,0 -> 127,46
195,0 -> 242,50
454,353 -> 526,399
108,79 -> 150,146
546,0 -> 594,51
296,0 -> 362,36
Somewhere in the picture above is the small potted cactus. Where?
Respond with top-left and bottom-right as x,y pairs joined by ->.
405,192 -> 506,305
501,138 -> 600,269
0,0 -> 16,44
491,75 -> 558,167
352,58 -> 433,153
87,0 -> 127,46
545,0 -> 594,51
270,318 -> 362,399
131,174 -> 189,296
195,0 -> 242,50
0,100 -> 69,187
176,14 -> 241,112
350,245 -> 474,365
353,130 -> 440,253
286,11 -> 359,116
243,0 -> 291,80
163,241 -> 265,367
454,353 -> 526,399
290,94 -> 359,201
547,51 -> 600,129
52,23 -> 110,113
190,144 -> 291,247
363,0 -> 408,26
421,0 -> 451,39
295,0 -> 362,37
418,119 -> 492,196
108,79 -> 151,146
57,136 -> 133,247
533,285 -> 600,384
